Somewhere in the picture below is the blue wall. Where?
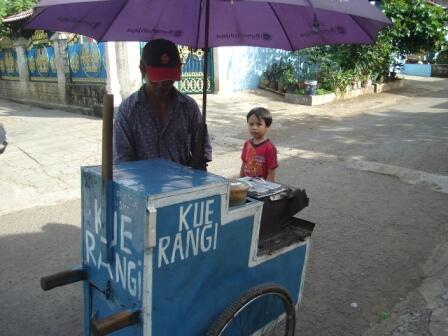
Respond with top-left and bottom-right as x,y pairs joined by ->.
401,64 -> 431,77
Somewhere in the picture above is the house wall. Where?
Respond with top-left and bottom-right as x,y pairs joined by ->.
215,46 -> 290,92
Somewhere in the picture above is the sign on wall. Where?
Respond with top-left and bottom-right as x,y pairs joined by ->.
0,48 -> 19,80
27,46 -> 58,81
27,30 -> 58,82
67,36 -> 107,83
178,46 -> 214,94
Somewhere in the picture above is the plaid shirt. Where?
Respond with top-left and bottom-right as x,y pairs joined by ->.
113,86 -> 212,165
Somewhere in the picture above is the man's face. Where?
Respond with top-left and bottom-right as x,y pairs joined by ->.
147,79 -> 175,98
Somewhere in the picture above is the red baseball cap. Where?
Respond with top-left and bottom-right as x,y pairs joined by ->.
142,39 -> 182,82
145,64 -> 181,82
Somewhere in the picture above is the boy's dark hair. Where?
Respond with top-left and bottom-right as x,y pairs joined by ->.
247,107 -> 272,127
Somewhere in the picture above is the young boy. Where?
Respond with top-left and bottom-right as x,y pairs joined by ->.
240,107 -> 278,182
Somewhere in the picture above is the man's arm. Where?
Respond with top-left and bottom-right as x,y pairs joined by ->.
113,104 -> 137,163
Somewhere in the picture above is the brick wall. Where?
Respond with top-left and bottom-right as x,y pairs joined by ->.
431,64 -> 448,78
29,82 -> 60,103
66,83 -> 107,116
0,80 -> 23,100
0,81 -> 63,104
0,79 -> 107,117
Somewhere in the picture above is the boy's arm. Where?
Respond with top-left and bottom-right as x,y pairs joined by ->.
240,141 -> 247,177
265,142 -> 278,182
266,168 -> 276,182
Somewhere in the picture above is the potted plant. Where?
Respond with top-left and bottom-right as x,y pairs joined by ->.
279,62 -> 295,93
389,59 -> 404,80
268,63 -> 282,91
259,71 -> 270,88
361,71 -> 372,88
280,67 -> 298,93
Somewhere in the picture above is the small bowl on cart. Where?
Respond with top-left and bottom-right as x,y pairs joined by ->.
229,180 -> 250,206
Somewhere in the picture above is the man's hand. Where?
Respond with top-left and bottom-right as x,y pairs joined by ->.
191,160 -> 208,171
191,123 -> 208,171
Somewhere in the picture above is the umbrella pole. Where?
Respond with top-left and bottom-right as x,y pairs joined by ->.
202,0 -> 210,125
192,0 -> 210,170
199,0 -> 211,170
102,94 -> 114,182
102,94 -> 114,262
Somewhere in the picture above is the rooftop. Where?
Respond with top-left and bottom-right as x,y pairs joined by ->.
2,9 -> 33,24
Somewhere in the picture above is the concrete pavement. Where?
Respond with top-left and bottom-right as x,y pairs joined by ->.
0,102 -> 102,215
3,75 -> 447,215
0,75 -> 447,335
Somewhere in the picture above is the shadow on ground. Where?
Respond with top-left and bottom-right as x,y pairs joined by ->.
0,219 -> 83,336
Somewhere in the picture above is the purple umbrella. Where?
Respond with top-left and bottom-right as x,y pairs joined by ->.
27,0 -> 390,50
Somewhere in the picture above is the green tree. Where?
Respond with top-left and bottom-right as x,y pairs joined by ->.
0,0 -> 37,37
296,0 -> 448,89
382,0 -> 448,54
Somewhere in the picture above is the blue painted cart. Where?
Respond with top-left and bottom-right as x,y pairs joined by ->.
42,158 -> 313,336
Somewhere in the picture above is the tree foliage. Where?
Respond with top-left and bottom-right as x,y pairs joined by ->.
0,0 -> 37,37
382,0 -> 448,54
293,0 -> 448,90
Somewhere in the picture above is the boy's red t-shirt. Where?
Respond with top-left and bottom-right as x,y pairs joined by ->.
241,139 -> 278,179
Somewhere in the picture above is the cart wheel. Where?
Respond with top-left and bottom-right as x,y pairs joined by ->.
207,283 -> 296,336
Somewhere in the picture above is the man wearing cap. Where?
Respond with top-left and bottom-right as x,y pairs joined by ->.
113,39 -> 212,168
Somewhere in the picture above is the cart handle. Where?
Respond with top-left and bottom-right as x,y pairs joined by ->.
41,268 -> 87,291
91,310 -> 140,336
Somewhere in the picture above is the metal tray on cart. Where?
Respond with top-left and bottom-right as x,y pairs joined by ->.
258,217 -> 315,255
238,177 -> 314,254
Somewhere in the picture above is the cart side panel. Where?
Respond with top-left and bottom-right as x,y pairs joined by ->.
151,192 -> 308,336
152,193 -> 225,336
89,287 -> 143,336
81,168 -> 146,335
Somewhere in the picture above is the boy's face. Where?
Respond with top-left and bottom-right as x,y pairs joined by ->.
247,114 -> 269,141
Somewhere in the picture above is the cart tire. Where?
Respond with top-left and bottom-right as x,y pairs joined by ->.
207,283 -> 296,336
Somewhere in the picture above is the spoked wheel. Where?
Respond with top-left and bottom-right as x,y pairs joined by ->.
207,283 -> 296,336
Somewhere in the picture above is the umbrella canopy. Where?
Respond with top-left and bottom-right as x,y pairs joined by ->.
26,0 -> 391,50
